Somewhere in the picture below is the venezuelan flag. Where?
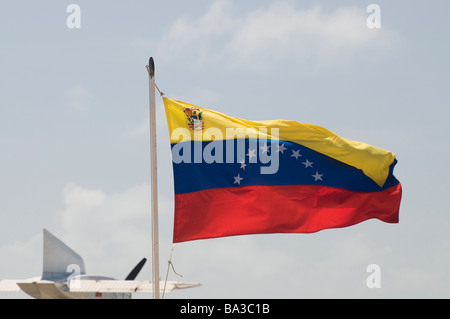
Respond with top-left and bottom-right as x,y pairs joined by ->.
163,98 -> 402,243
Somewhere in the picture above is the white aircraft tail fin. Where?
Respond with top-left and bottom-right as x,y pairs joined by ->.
42,229 -> 86,280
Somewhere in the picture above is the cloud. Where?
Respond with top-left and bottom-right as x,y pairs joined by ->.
169,232 -> 381,298
228,4 -> 394,68
0,233 -> 41,279
58,183 -> 153,276
157,1 -> 396,69
157,0 -> 236,65
65,84 -> 92,113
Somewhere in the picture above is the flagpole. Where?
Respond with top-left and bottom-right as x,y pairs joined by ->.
147,57 -> 160,299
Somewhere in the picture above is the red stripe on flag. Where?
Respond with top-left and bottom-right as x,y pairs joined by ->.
173,184 -> 402,243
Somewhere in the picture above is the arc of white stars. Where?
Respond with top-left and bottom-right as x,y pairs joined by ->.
239,159 -> 247,171
233,173 -> 244,185
302,159 -> 314,168
291,149 -> 302,159
260,142 -> 270,154
312,171 -> 323,181
247,148 -> 256,160
277,143 -> 287,154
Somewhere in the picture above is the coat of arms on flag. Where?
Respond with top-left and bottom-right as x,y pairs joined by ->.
183,107 -> 204,132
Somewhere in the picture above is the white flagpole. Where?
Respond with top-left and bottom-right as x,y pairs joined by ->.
146,57 -> 160,299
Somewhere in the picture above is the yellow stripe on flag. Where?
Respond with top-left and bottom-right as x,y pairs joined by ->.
163,98 -> 396,187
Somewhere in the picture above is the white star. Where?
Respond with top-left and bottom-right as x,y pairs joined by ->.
260,142 -> 270,154
312,171 -> 323,181
291,149 -> 302,159
277,143 -> 287,154
247,148 -> 256,160
302,159 -> 314,168
233,173 -> 244,185
239,159 -> 247,171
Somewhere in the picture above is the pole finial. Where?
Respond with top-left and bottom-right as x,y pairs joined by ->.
148,57 -> 155,78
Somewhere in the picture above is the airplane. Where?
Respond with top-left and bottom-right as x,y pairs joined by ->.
0,229 -> 200,299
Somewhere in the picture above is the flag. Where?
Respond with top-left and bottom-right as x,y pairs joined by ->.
163,98 -> 402,243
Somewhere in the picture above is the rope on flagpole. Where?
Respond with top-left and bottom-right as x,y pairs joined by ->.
155,82 -> 165,97
162,244 -> 183,299
145,64 -> 165,97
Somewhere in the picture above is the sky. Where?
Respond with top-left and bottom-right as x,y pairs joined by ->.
0,0 -> 449,299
